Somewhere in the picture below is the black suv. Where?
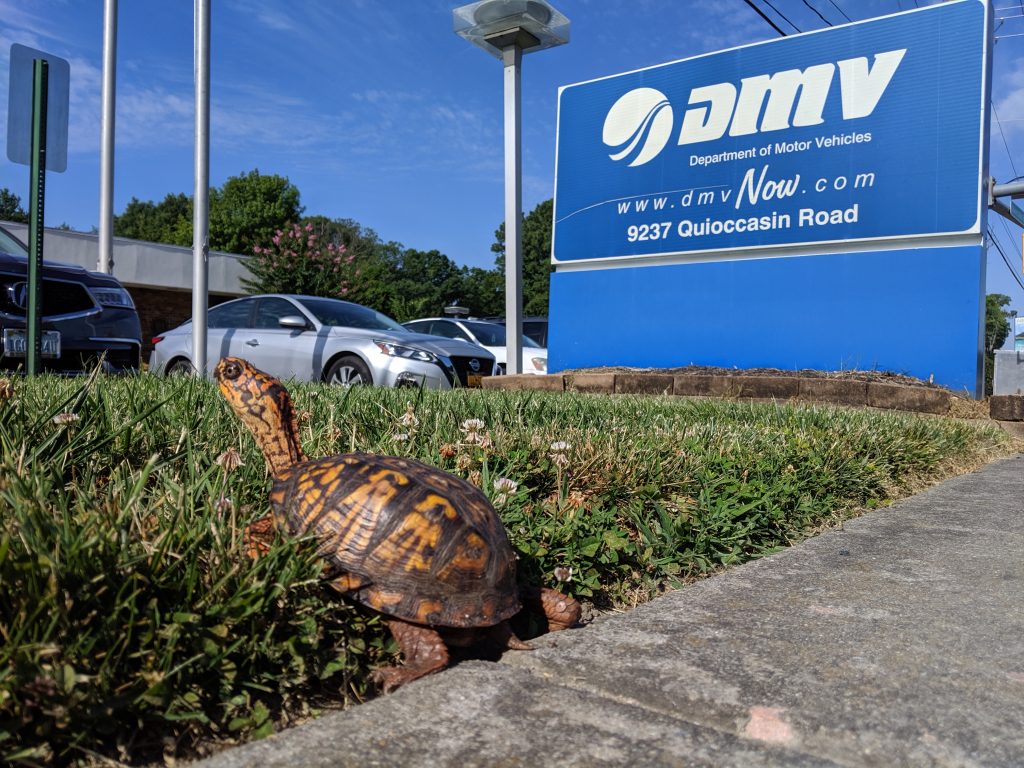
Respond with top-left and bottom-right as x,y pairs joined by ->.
0,224 -> 141,374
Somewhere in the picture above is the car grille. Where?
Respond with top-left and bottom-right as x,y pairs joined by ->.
448,355 -> 492,386
0,273 -> 96,319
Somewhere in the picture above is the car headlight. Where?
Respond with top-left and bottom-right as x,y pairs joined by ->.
375,340 -> 437,363
531,357 -> 547,372
89,285 -> 135,309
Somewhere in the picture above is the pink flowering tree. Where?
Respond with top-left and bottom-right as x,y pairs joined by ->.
242,222 -> 359,298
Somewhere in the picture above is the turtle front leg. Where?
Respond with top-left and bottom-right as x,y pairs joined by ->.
242,514 -> 276,558
372,619 -> 450,693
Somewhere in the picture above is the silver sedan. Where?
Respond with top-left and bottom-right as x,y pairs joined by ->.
149,294 -> 495,388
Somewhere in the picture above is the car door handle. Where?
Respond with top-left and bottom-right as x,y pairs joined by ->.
245,339 -> 259,347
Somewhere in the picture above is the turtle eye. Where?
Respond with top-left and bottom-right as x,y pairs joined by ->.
222,361 -> 242,381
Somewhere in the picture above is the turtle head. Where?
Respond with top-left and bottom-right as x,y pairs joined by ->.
215,357 -> 306,475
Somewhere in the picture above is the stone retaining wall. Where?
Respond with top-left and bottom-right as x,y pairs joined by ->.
483,372 -> 965,417
484,373 -> 1024,426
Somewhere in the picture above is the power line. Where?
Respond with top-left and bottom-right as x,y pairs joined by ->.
988,227 -> 1024,293
741,0 -> 788,35
802,0 -> 833,26
826,0 -> 852,22
993,102 -> 1021,181
761,0 -> 803,32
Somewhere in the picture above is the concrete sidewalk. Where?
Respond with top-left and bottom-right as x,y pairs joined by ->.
199,455 -> 1024,768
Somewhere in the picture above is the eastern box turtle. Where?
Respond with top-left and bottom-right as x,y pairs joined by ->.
215,356 -> 580,691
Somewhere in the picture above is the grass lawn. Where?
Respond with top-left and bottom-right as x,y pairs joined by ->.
0,371 -> 1015,765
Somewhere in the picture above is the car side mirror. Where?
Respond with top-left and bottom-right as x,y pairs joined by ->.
278,315 -> 309,330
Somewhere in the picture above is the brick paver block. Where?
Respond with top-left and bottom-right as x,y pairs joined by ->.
482,374 -> 564,392
735,376 -> 801,400
990,395 -> 1024,421
615,374 -> 674,395
799,378 -> 868,406
565,373 -> 616,394
672,375 -> 737,397
867,383 -> 951,414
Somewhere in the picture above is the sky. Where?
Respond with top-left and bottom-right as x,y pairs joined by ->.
0,0 -> 1023,332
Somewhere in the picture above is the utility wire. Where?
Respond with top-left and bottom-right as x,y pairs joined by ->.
762,0 -> 803,32
993,102 -> 1021,181
826,0 -> 852,21
802,0 -> 833,26
742,0 -> 788,35
989,227 -> 1024,292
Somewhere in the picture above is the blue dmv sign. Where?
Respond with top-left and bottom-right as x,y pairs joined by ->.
552,0 -> 987,263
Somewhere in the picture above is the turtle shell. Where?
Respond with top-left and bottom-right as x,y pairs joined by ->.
269,452 -> 521,629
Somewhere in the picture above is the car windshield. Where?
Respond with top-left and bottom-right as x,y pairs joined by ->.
463,320 -> 541,348
0,226 -> 28,257
298,296 -> 406,331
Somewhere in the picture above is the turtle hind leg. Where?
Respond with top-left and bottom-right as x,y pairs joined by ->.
372,619 -> 450,693
520,585 -> 582,633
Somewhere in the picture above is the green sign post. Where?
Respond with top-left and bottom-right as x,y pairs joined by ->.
7,44 -> 70,376
26,58 -> 48,376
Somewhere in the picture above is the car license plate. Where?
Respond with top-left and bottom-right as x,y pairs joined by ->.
2,329 -> 61,358
466,374 -> 483,388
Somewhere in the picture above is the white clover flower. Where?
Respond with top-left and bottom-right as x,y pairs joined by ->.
399,403 -> 419,429
394,432 -> 410,442
553,566 -> 574,583
52,412 -> 80,426
460,418 -> 485,433
549,441 -> 570,453
493,477 -> 518,494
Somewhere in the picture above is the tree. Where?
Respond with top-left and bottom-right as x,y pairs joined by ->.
0,188 -> 29,223
986,293 -> 1011,353
243,221 -> 354,297
490,198 -> 554,316
457,266 -> 504,318
114,193 -> 192,245
985,293 -> 1012,396
209,169 -> 303,254
386,248 -> 466,321
289,216 -> 403,312
113,170 -> 302,253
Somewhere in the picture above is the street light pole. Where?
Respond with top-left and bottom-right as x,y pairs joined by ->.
454,0 -> 569,376
502,43 -> 523,374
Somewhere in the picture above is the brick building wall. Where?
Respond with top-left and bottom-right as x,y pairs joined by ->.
129,287 -> 235,362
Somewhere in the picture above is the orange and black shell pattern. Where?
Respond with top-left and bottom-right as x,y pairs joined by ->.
269,453 -> 522,629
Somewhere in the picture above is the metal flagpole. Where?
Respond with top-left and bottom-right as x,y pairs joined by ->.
97,0 -> 117,274
192,0 -> 211,377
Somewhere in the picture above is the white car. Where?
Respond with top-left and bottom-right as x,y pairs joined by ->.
403,317 -> 547,375
149,294 -> 495,388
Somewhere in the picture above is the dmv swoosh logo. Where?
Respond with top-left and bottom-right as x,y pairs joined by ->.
602,88 -> 674,168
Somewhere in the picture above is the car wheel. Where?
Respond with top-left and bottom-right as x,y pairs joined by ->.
166,358 -> 195,377
326,355 -> 372,387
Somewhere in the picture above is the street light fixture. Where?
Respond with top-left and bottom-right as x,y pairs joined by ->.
454,0 -> 569,374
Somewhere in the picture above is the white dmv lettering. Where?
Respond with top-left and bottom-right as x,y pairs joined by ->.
677,49 -> 905,146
